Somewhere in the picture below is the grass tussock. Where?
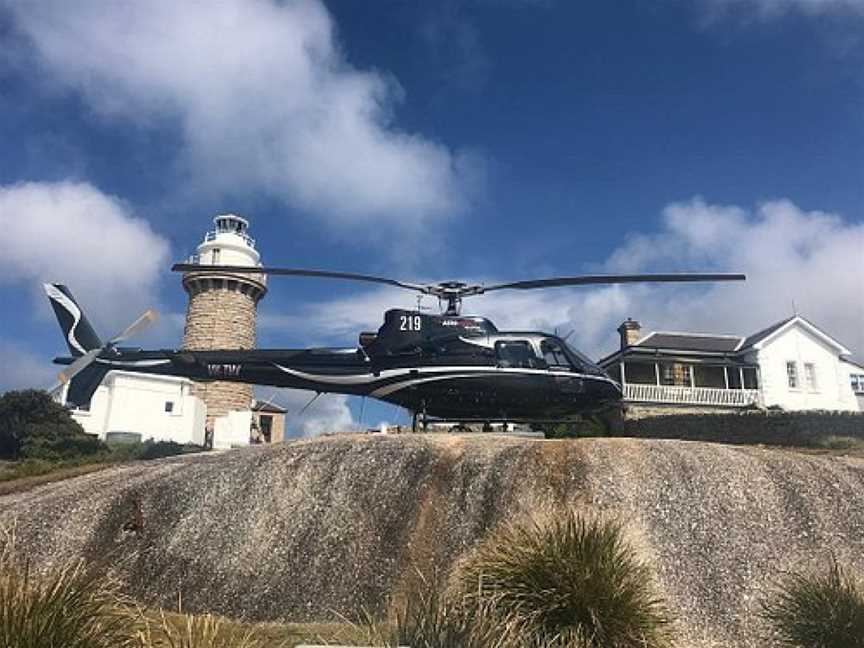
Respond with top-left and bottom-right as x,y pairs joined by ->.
0,545 -> 135,648
450,510 -> 674,648
0,530 -> 292,648
356,511 -> 673,648
761,560 -> 864,648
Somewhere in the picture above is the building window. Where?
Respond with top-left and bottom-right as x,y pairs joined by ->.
851,374 -> 864,394
164,401 -> 174,413
660,362 -> 692,387
804,363 -> 818,392
786,361 -> 799,390
211,248 -> 221,264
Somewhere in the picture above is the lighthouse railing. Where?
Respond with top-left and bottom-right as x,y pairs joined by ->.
204,230 -> 256,248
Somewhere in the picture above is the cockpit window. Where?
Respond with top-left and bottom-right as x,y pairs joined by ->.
564,342 -> 606,375
541,339 -> 572,370
495,341 -> 541,369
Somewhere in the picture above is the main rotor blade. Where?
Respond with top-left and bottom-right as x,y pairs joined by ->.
109,309 -> 158,345
58,348 -> 100,384
483,273 -> 746,292
172,264 -> 428,293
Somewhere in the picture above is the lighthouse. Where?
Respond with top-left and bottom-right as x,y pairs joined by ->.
181,215 -> 267,434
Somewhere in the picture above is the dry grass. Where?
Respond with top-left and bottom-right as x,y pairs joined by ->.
145,612 -> 370,648
0,525 -> 370,648
134,609 -> 280,648
0,541 -> 135,648
0,461 -> 113,495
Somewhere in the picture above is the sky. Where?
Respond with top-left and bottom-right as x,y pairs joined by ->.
0,0 -> 862,435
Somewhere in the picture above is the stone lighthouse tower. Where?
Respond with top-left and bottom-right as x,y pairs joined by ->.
182,214 -> 267,425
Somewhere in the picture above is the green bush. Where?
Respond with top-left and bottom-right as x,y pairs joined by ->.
451,510 -> 673,648
0,389 -> 106,461
761,560 -> 864,647
107,439 -> 200,462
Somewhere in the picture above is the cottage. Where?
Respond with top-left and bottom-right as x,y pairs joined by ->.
599,315 -> 861,413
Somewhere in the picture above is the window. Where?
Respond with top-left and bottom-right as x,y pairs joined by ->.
495,341 -> 540,369
211,248 -> 221,264
660,362 -> 692,387
851,374 -> 864,394
164,401 -> 174,413
786,361 -> 799,389
540,340 -> 572,370
804,363 -> 818,392
563,342 -> 605,375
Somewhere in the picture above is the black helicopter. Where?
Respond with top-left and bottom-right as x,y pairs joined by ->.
46,267 -> 744,430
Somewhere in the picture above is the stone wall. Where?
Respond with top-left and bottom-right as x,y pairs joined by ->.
624,404 -> 750,419
182,285 -> 257,420
622,410 -> 864,447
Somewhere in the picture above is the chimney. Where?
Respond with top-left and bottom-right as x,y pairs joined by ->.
617,318 -> 642,349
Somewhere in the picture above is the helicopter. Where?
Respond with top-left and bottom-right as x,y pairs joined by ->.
45,266 -> 745,431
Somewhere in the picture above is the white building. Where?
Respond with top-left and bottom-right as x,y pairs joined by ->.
844,358 -> 864,412
54,371 -> 208,445
600,315 -> 863,413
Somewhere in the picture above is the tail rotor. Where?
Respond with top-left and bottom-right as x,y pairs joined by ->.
43,283 -> 158,385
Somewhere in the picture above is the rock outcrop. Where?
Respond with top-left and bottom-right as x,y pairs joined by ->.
3,434 -> 864,647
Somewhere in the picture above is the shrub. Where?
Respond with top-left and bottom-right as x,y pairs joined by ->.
134,440 -> 191,461
761,560 -> 864,647
0,543 -> 135,648
0,389 -> 106,461
106,439 -> 200,463
451,510 -> 673,648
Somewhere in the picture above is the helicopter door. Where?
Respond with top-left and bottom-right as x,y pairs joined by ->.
495,341 -> 542,369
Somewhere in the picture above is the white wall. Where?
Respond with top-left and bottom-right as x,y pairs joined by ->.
65,371 -> 207,444
840,360 -> 864,413
212,410 -> 252,449
757,324 -> 858,412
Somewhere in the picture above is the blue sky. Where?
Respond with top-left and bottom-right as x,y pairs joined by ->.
1,0 -> 862,434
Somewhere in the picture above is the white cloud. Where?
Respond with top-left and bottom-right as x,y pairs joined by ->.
700,0 -> 864,18
3,0 -> 474,230
0,181 -> 171,332
0,340 -> 56,393
268,198 -> 864,359
256,387 -> 355,438
597,198 -> 864,353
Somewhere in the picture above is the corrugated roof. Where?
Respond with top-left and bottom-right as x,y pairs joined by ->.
636,332 -> 743,353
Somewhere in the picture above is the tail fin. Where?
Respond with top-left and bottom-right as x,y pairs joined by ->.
43,284 -> 102,357
65,364 -> 110,410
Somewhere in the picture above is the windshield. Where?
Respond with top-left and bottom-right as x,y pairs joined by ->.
496,340 -> 543,369
563,341 -> 606,375
540,339 -> 573,370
